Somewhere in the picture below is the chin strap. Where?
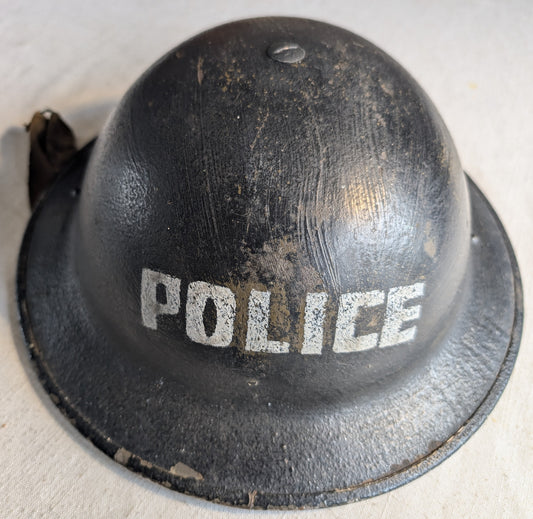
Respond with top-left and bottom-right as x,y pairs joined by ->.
26,110 -> 78,210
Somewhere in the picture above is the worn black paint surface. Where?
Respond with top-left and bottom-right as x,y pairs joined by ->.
77,17 -> 472,403
17,18 -> 523,508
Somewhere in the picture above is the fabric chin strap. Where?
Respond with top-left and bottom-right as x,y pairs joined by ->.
26,110 -> 77,210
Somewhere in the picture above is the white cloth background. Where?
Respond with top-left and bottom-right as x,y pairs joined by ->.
1,1 -> 531,517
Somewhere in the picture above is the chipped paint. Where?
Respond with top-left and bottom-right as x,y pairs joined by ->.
248,490 -> 258,508
170,462 -> 204,481
424,221 -> 437,258
197,56 -> 204,85
114,447 -> 132,465
424,238 -> 437,258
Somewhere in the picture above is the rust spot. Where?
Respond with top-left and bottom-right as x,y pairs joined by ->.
228,237 -> 326,352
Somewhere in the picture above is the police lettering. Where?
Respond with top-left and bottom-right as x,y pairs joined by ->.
141,268 -> 425,354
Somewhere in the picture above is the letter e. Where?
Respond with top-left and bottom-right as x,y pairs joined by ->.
379,282 -> 425,348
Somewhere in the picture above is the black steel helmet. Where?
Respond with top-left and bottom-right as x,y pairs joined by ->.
17,17 -> 522,509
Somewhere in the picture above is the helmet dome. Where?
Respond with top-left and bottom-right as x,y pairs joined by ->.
76,18 -> 470,404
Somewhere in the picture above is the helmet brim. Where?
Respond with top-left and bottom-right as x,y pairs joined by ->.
17,142 -> 523,509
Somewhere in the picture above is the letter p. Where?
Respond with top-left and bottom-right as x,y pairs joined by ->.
141,268 -> 181,330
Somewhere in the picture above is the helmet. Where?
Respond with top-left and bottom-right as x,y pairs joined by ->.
18,17 -> 523,508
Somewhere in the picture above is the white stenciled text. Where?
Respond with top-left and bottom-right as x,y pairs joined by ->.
141,268 -> 425,354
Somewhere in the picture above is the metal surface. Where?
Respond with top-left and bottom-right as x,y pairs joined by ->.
17,18 -> 523,509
